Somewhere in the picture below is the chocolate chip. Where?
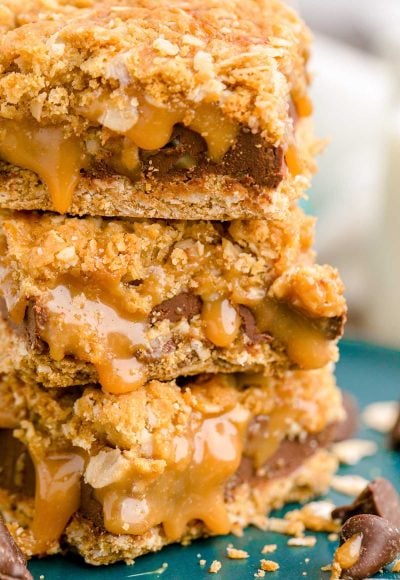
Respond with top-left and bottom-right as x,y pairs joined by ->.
332,478 -> 400,528
331,392 -> 359,442
150,293 -> 202,324
238,305 -> 270,344
0,519 -> 32,580
338,514 -> 400,579
260,434 -> 324,479
389,405 -> 400,451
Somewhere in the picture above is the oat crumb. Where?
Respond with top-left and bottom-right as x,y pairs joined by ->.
330,474 -> 369,497
265,517 -> 304,537
331,438 -> 377,465
261,544 -> 278,554
393,559 -> 400,572
209,560 -> 222,574
260,559 -> 280,572
254,571 -> 266,578
199,559 -> 206,567
362,401 -> 399,432
226,546 -> 249,559
321,564 -> 332,572
287,536 -> 317,548
328,533 -> 339,542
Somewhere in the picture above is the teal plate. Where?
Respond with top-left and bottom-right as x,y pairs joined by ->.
28,341 -> 400,580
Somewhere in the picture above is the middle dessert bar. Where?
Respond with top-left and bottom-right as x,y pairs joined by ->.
0,209 -> 346,391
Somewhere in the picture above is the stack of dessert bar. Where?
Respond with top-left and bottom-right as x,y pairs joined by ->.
0,0 -> 347,566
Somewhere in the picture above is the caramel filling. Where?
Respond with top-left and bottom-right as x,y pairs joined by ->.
83,96 -> 238,162
0,98 -> 239,213
39,284 -> 148,394
334,533 -> 363,570
0,257 -> 335,392
0,121 -> 88,214
253,297 -> 334,370
36,286 -> 333,389
96,404 -> 249,539
29,451 -> 85,554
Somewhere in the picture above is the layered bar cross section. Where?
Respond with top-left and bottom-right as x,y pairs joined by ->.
0,0 -> 317,219
0,210 -> 346,392
0,369 -> 342,564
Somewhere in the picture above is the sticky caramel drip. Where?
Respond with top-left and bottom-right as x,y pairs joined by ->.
30,451 -> 85,554
39,284 -> 148,394
0,121 -> 87,214
96,404 -> 249,539
253,297 -> 334,369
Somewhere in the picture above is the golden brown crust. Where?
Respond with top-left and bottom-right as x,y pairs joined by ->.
0,161 -> 306,220
0,0 -> 310,144
3,368 -> 344,455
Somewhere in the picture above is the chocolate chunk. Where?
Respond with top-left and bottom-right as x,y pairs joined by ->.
389,406 -> 400,451
331,392 -> 359,442
26,301 -> 47,353
79,484 -> 105,530
0,519 -> 32,580
151,292 -> 202,324
338,514 -> 400,579
142,126 -> 206,176
332,478 -> 400,528
0,297 -> 7,321
238,305 -> 270,344
0,431 -> 35,496
230,421 -> 335,490
261,427 -> 334,479
141,126 -> 284,189
220,131 -> 284,188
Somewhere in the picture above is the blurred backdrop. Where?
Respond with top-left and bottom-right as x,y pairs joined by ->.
292,0 -> 400,347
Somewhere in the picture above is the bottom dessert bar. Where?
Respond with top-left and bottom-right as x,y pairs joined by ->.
0,369 -> 343,565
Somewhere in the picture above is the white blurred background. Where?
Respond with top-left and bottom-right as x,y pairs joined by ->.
292,0 -> 400,347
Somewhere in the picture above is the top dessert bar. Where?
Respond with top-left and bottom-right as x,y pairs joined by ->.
0,0 -> 316,219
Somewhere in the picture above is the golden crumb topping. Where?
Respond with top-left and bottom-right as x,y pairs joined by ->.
0,0 -> 311,145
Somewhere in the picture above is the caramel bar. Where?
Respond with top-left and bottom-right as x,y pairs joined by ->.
0,210 -> 346,391
0,368 -> 343,564
0,0 -> 317,219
